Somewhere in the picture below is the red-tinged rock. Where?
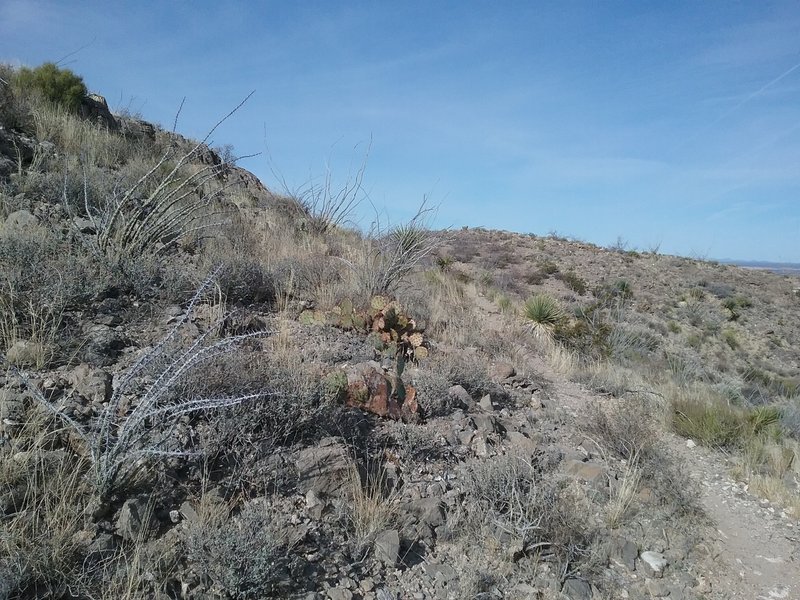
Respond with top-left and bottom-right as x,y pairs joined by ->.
344,362 -> 418,421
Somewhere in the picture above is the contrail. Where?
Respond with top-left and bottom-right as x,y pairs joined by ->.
676,56 -> 800,152
712,58 -> 800,125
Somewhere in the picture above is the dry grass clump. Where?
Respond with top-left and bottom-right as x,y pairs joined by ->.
584,398 -> 659,463
31,103 -> 135,167
406,268 -> 475,341
455,454 -> 590,569
574,361 -> 645,399
604,461 -> 642,528
0,416 -> 92,598
668,384 -> 780,449
341,460 -> 399,558
583,397 -> 704,523
0,225 -> 104,367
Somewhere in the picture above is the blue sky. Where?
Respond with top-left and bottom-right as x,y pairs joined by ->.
2,1 -> 799,262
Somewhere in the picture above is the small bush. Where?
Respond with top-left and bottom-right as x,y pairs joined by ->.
0,226 -> 107,366
15,62 -> 87,112
436,255 -> 454,271
584,399 -> 657,462
558,270 -> 588,295
593,279 -> 633,305
185,499 -> 297,599
613,279 -> 633,299
497,294 -> 513,314
524,270 -> 546,285
539,260 -> 559,275
670,388 -> 781,450
722,328 -> 738,350
0,64 -> 30,131
688,287 -> 705,301
722,295 -> 752,320
686,334 -> 702,349
706,282 -> 735,299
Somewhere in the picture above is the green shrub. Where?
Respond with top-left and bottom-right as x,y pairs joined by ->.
0,63 -> 29,131
436,255 -> 454,271
593,279 -> 633,304
15,63 -> 87,112
539,260 -> 559,275
614,279 -> 633,299
721,295 -> 752,321
686,334 -> 702,349
558,270 -> 588,295
688,287 -> 705,301
671,394 -> 782,449
524,270 -> 546,285
722,328 -> 739,350
671,397 -> 746,448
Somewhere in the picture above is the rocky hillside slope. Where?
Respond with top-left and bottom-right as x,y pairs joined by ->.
0,66 -> 798,599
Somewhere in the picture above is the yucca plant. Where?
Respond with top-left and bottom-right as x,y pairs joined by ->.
523,293 -> 564,335
70,94 -> 254,264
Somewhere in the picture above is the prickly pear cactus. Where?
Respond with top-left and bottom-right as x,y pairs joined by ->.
299,295 -> 429,367
368,296 -> 427,364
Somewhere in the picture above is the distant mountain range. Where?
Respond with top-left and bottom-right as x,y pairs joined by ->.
720,259 -> 800,276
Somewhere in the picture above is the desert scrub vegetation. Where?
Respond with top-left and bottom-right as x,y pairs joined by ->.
4,271 -> 267,499
0,223 -> 104,367
413,349 -> 493,416
185,496 -> 298,599
345,205 -> 440,297
284,147 -> 368,234
71,95 -> 253,267
557,270 -> 588,295
13,62 -> 87,113
0,417 -> 92,597
454,453 -> 592,572
669,385 -> 782,450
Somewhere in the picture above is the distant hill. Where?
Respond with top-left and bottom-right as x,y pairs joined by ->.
720,259 -> 800,276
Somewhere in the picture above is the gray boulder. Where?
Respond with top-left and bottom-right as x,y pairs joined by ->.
296,437 -> 353,496
373,529 -> 400,565
116,496 -> 157,541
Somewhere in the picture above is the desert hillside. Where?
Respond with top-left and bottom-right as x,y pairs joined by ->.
1,64 -> 798,600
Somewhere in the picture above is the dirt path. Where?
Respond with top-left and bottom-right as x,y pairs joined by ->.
675,441 -> 800,599
470,289 -> 800,598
